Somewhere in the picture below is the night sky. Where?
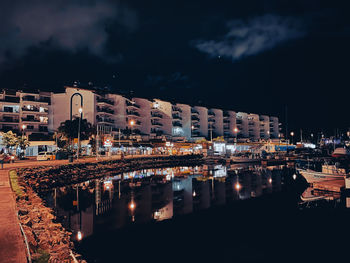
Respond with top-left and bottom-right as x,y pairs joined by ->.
1,0 -> 350,137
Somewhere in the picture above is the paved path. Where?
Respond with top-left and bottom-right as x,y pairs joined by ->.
0,169 -> 27,263
0,154 -> 179,262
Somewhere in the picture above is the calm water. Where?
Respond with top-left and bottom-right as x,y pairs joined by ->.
40,164 -> 350,263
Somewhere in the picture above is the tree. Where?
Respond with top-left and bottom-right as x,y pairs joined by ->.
57,118 -> 95,147
1,131 -> 30,155
17,136 -> 30,151
2,131 -> 18,151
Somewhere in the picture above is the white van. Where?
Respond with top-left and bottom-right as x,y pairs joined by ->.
37,152 -> 55,161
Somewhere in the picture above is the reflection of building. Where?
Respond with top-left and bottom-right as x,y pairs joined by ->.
173,177 -> 193,215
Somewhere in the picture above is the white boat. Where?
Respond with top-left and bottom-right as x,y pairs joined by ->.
297,164 -> 347,184
300,187 -> 328,202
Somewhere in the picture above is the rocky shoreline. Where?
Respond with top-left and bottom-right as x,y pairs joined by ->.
18,154 -> 204,192
13,154 -> 204,262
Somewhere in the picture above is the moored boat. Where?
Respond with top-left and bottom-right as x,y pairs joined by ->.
297,164 -> 347,184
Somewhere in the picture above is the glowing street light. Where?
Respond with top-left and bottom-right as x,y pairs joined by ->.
290,131 -> 294,145
235,182 -> 241,190
77,108 -> 83,159
77,231 -> 83,241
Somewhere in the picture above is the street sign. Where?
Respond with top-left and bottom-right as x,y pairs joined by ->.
104,139 -> 112,147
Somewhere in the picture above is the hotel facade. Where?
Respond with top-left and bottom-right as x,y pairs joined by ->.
1,86 -> 281,142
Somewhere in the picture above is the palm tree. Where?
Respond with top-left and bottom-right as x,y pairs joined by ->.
57,118 -> 95,149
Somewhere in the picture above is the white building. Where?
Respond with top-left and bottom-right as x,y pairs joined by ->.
1,86 -> 281,143
0,89 -> 51,138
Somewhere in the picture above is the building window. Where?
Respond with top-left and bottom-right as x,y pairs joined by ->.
27,125 -> 34,130
39,116 -> 48,123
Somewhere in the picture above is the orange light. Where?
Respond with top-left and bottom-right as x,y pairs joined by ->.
234,128 -> 238,133
235,183 -> 241,190
77,231 -> 83,241
129,201 -> 136,210
130,120 -> 135,126
269,178 -> 272,184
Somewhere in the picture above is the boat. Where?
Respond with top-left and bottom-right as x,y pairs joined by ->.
297,164 -> 347,184
332,147 -> 350,158
300,187 -> 329,202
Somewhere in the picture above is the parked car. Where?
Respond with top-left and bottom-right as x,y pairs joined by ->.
37,152 -> 55,161
3,154 -> 16,163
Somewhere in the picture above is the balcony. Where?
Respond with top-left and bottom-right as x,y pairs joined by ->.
126,100 -> 140,109
191,115 -> 200,121
22,117 -> 40,122
151,121 -> 163,127
224,124 -> 230,130
22,107 -> 39,112
151,112 -> 163,119
0,97 -> 20,103
127,110 -> 140,117
172,114 -> 182,120
209,124 -> 216,129
172,106 -> 182,113
191,108 -> 199,115
97,97 -> 114,105
208,118 -> 215,123
208,111 -> 215,117
223,119 -> 230,123
22,96 -> 51,104
236,119 -> 242,124
97,107 -> 114,114
0,118 -> 19,123
96,116 -> 115,124
1,107 -> 19,113
172,121 -> 182,127
223,111 -> 230,118
248,121 -> 255,126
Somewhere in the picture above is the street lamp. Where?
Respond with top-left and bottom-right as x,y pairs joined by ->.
234,127 -> 238,143
129,120 -> 135,155
290,131 -> 294,145
77,107 -> 83,159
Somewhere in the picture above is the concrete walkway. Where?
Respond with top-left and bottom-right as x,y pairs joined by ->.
0,169 -> 27,263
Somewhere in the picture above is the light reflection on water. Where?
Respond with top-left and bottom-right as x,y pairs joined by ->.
41,164 -> 290,241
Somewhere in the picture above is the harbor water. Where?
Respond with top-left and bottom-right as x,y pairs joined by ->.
40,164 -> 350,263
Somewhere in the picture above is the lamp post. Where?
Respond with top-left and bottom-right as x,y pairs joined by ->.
21,124 -> 26,139
77,107 -> 83,159
129,120 -> 135,155
21,125 -> 26,159
290,131 -> 294,145
234,127 -> 238,143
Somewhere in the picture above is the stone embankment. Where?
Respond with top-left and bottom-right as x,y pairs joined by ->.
18,154 -> 204,192
13,154 -> 203,262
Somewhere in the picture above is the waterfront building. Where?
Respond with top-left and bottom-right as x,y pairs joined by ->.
0,89 -> 51,138
1,86 -> 281,143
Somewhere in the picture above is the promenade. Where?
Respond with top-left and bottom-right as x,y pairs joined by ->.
0,154 -> 190,262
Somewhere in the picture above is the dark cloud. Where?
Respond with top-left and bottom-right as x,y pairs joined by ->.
0,0 -> 137,64
193,14 -> 305,61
